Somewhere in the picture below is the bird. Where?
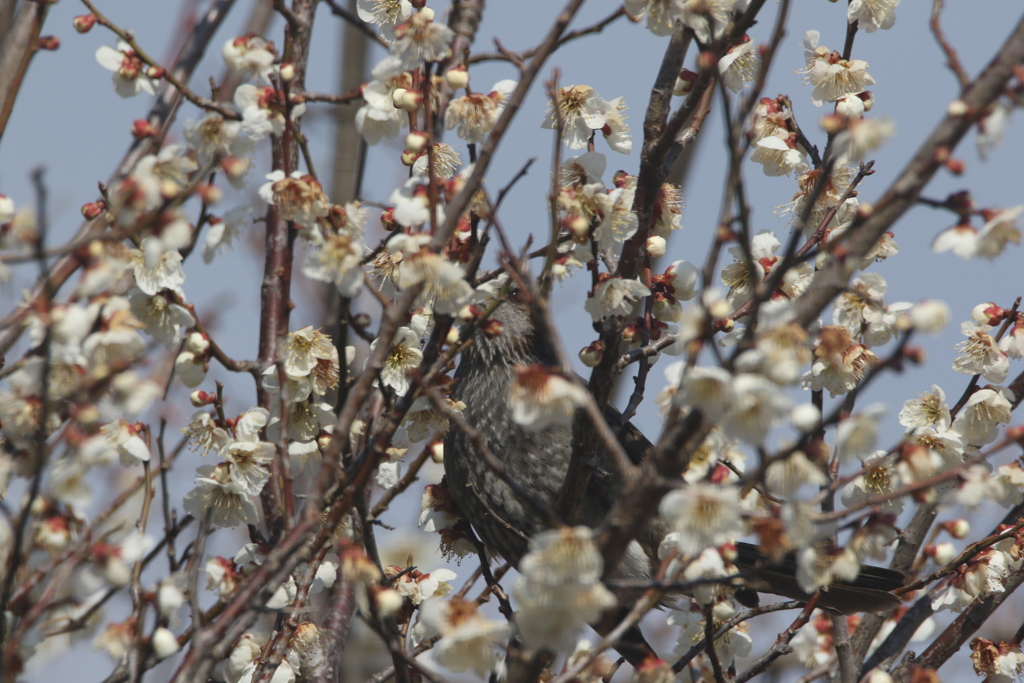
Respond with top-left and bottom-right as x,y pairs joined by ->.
443,287 -> 904,659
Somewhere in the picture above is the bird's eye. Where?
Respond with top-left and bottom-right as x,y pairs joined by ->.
509,286 -> 526,303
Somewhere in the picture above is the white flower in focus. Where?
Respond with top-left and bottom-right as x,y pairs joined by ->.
660,484 -> 746,556
719,38 -> 761,93
132,237 -> 185,296
509,366 -> 588,431
95,41 -> 157,98
418,599 -> 510,677
281,327 -> 336,378
802,326 -> 878,397
722,373 -> 793,444
801,30 -> 875,106
597,96 -> 632,154
357,0 -> 413,40
391,12 -> 454,70
952,321 -> 1009,383
222,35 -> 276,80
750,134 -> 809,176
898,385 -> 951,432
367,326 -> 423,396
669,603 -> 752,669
356,56 -> 410,145
543,85 -> 609,150
222,440 -> 274,495
932,549 -> 1009,612
848,0 -> 899,33
182,464 -> 260,527
951,386 -> 1013,446
584,277 -> 650,322
721,230 -> 780,306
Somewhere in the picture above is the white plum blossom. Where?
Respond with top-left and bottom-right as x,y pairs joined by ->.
102,420 -> 151,465
953,321 -> 1009,383
204,206 -> 252,263
624,0 -> 681,36
367,326 -> 423,396
802,31 -> 876,106
898,385 -> 951,432
95,41 -> 157,98
584,277 -> 650,322
390,11 -> 453,70
848,0 -> 900,33
132,237 -> 186,295
750,134 -> 810,176
355,56 -> 410,145
302,219 -> 366,298
509,366 -> 589,431
388,176 -> 444,228
127,288 -> 194,348
719,38 -> 761,93
395,248 -> 472,315
675,0 -> 746,43
184,114 -> 253,168
674,366 -> 736,421
721,230 -> 780,306
512,527 -> 617,653
222,35 -> 276,80
542,85 -> 623,151
842,451 -> 903,515
835,404 -> 887,462
417,599 -> 510,677
951,386 -> 1013,446
357,0 -> 413,41
669,603 -> 752,669
411,143 -> 461,179
803,326 -> 878,397
833,117 -> 895,162
722,373 -> 793,444
259,171 -> 330,227
445,80 -> 517,143
182,464 -> 260,527
932,548 -> 1010,612
235,84 -> 306,141
660,484 -> 746,556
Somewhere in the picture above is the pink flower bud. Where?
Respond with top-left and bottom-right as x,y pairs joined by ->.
73,13 -> 98,33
